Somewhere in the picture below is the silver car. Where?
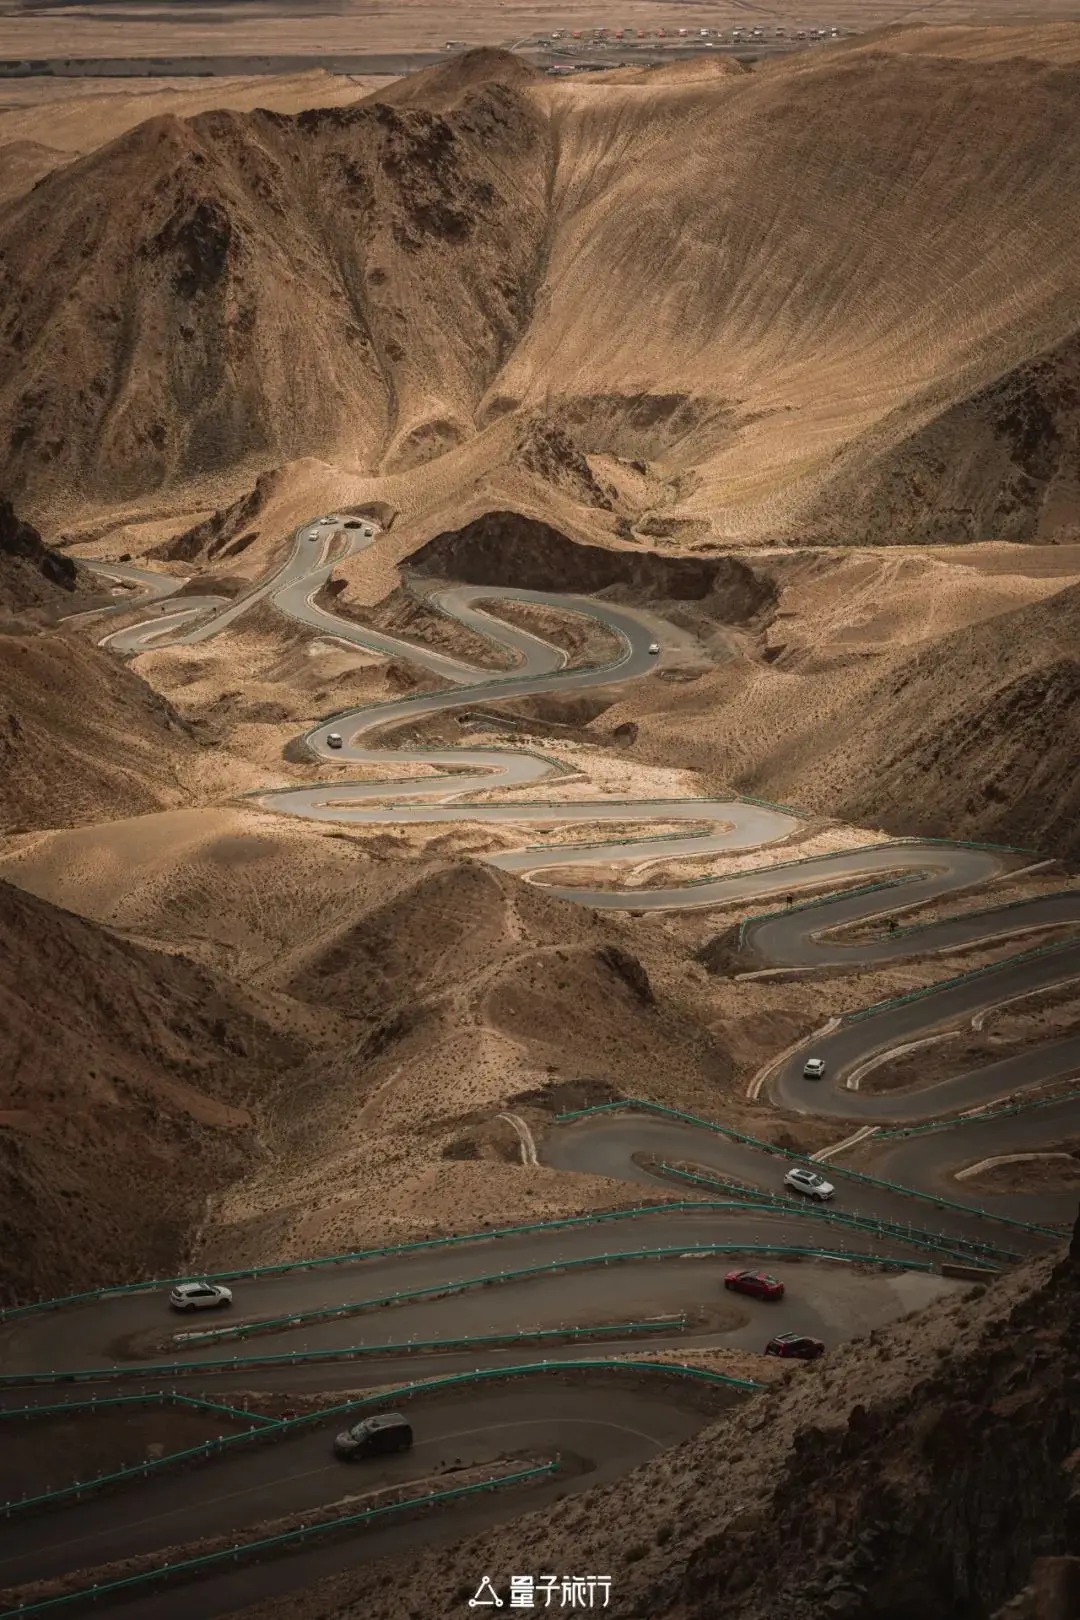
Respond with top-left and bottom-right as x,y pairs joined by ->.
326,733 -> 343,749
784,1167 -> 835,1202
169,1281 -> 233,1312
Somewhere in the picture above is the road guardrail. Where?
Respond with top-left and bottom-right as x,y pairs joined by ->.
650,1162 -> 1007,1265
0,1317 -> 689,1389
168,1242 -> 941,1352
872,1084 -> 1080,1140
553,1100 -> 1065,1237
0,1200 -> 748,1323
0,1358 -> 759,1519
0,1391 -> 273,1425
845,935 -> 1080,1023
0,1463 -> 561,1619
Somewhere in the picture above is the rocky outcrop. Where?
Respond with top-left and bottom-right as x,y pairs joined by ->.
407,511 -> 776,623
0,497 -> 81,610
152,472 -> 276,562
659,1203 -> 1080,1620
801,329 -> 1080,546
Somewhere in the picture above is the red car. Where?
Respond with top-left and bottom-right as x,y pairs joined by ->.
765,1332 -> 825,1361
724,1268 -> 784,1301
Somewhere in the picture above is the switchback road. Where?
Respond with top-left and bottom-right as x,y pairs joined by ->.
13,513 -> 1069,1617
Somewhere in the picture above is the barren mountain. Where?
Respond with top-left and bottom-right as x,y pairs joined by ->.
0,497 -> 82,614
805,327 -> 1080,545
0,55 -> 550,508
599,558 -> 1080,859
0,628 -> 206,835
0,880 -> 302,1304
3,38 -> 1080,544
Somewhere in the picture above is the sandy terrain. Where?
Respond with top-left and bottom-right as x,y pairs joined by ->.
0,25 -> 1076,1319
0,29 -> 1078,549
957,1144 -> 1080,1194
3,6 -> 1080,62
0,69 -> 393,159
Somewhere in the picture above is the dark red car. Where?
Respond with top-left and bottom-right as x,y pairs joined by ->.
765,1332 -> 825,1361
724,1268 -> 784,1301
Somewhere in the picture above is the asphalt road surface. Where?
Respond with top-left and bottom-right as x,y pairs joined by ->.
22,516 -> 1072,1616
83,518 -> 1080,1114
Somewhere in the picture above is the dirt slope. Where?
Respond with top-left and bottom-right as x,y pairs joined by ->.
0,72 -> 550,510
0,497 -> 83,613
0,881 -> 301,1305
0,628 -> 204,834
804,327 -> 1080,545
3,38 -> 1080,544
605,564 -> 1080,859
0,807 -> 731,1263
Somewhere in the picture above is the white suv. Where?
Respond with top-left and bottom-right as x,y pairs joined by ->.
802,1057 -> 826,1080
169,1281 -> 233,1312
784,1167 -> 835,1202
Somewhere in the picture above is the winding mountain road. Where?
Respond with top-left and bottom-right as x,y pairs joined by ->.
4,514 -> 1072,1617
81,515 -> 1080,1128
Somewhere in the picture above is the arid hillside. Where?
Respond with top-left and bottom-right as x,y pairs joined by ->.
0,629 -> 206,835
0,880 -> 303,1304
3,36 -> 1080,545
596,555 -> 1080,859
0,497 -> 82,614
0,798 -> 741,1286
0,54 -> 551,509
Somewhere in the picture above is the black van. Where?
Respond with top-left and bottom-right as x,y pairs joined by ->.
332,1412 -> 413,1461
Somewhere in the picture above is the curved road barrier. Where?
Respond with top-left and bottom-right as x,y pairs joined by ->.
872,1084 -> 1080,1140
549,1101 -> 1066,1237
0,1464 -> 561,1620
0,1359 -> 758,1523
168,1242 -> 941,1352
648,1162 -> 1011,1264
0,1391 -> 273,1426
0,1200 -> 779,1323
0,1318 -> 691,1390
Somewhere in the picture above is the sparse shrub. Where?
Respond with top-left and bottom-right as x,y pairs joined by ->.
626,1543 -> 648,1563
655,1523 -> 674,1545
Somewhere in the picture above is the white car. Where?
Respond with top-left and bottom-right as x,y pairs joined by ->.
326,733 -> 343,749
784,1167 -> 835,1202
802,1057 -> 826,1080
648,642 -> 660,656
307,529 -> 320,540
169,1281 -> 233,1313
320,515 -> 336,525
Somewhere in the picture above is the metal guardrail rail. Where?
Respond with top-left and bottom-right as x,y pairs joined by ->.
738,875 -> 924,947
872,1084 -> 1080,1140
0,1200 -> 747,1323
845,936 -> 1080,1023
0,1318 -> 690,1390
171,1242 -> 940,1352
552,1099 -> 1065,1237
650,1163 -> 1005,1266
0,1391 -> 274,1425
0,1463 -> 562,1619
0,1358 -> 760,1519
